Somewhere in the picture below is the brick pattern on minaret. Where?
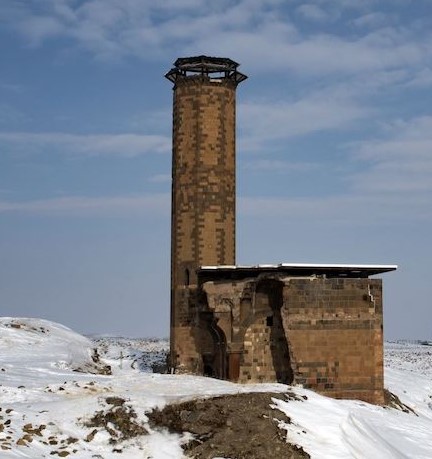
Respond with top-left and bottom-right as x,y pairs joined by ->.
167,59 -> 246,372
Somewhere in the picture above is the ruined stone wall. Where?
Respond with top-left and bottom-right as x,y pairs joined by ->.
170,76 -> 237,372
240,316 -> 290,383
238,280 -> 292,384
282,277 -> 384,404
199,275 -> 384,404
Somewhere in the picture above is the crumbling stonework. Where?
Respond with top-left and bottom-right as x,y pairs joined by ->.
187,272 -> 384,404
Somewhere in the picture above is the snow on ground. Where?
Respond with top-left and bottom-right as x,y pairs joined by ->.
385,340 -> 432,376
90,336 -> 169,373
0,318 -> 286,458
0,317 -> 431,458
274,341 -> 432,458
274,370 -> 432,459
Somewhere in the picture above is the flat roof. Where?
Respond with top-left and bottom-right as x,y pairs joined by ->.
198,263 -> 397,280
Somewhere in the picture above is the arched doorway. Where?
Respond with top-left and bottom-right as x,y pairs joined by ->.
198,314 -> 227,379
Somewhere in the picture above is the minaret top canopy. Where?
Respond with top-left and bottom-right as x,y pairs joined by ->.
165,55 -> 247,85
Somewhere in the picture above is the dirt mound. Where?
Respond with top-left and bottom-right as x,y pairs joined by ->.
84,397 -> 146,446
148,391 -> 310,459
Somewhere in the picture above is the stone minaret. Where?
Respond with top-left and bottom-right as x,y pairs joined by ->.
165,56 -> 247,372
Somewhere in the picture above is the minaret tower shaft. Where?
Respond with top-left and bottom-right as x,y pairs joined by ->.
165,56 -> 247,372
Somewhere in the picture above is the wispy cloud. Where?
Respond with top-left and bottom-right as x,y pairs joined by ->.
295,4 -> 333,23
190,28 -> 430,77
2,189 -> 429,224
403,68 -> 432,88
0,105 -> 28,126
0,81 -> 24,93
238,90 -> 369,152
148,174 -> 171,183
349,116 -> 432,193
5,0 -> 432,79
351,12 -> 394,29
128,109 -> 171,132
0,132 -> 170,156
242,159 -> 319,172
239,192 -> 432,224
0,193 -> 170,217
242,111 -> 432,222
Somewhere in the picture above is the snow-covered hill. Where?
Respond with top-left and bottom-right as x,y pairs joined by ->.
0,317 -> 431,458
90,335 -> 169,373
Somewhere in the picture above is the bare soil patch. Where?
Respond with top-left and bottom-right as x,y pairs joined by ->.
148,391 -> 310,459
384,389 -> 417,415
84,397 -> 146,445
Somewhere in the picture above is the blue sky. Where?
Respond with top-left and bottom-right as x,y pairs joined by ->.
1,0 -> 431,339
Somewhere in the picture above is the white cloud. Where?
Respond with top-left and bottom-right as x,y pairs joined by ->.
9,0 -> 292,61
189,28 -> 431,78
6,0 -> 432,79
0,132 -> 170,156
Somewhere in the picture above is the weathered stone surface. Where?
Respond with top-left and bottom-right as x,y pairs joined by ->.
192,275 -> 384,404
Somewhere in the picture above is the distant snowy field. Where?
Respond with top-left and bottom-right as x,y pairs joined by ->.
90,335 -> 169,373
0,317 -> 431,458
385,340 -> 432,375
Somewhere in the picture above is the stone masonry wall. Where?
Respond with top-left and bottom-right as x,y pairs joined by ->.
240,315 -> 292,383
282,277 -> 384,404
199,275 -> 384,404
238,280 -> 292,384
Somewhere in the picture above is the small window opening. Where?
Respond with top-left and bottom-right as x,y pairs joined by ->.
266,316 -> 273,327
185,269 -> 190,286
